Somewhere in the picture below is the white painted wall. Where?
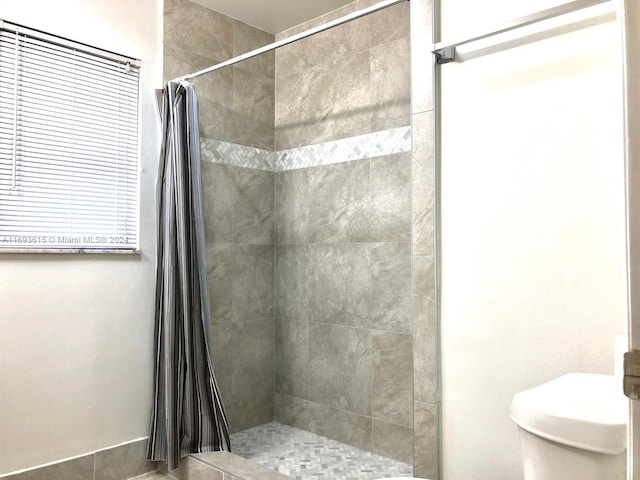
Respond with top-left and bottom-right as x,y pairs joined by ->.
439,2 -> 627,479
0,0 -> 162,474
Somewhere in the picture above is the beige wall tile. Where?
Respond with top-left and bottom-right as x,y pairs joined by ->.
275,70 -> 311,149
275,1 -> 364,41
306,52 -> 372,144
413,255 -> 436,404
372,419 -> 414,463
233,67 -> 275,128
233,20 -> 275,77
3,455 -> 94,480
410,0 -> 437,475
410,0 -> 434,114
165,0 -> 275,149
414,401 -> 438,479
275,244 -> 310,320
308,244 -> 371,327
202,163 -> 235,243
368,2 -> 410,48
164,0 -> 232,63
275,315 -> 309,398
372,332 -> 413,426
275,170 -> 310,244
370,153 -> 412,242
94,439 -> 156,480
284,18 -> 370,78
197,96 -> 236,144
308,161 -> 370,243
232,169 -> 275,244
223,318 -> 275,433
371,243 -> 412,334
210,322 -> 234,408
412,111 -> 435,256
275,393 -> 373,451
308,322 -> 373,415
274,41 -> 308,80
371,36 -> 411,131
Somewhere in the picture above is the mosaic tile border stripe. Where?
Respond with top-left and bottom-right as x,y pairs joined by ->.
200,126 -> 412,173
276,126 -> 412,172
200,138 -> 277,172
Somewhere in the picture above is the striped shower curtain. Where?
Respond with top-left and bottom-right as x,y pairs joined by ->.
147,81 -> 230,470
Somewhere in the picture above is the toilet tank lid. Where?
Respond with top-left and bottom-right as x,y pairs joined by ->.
510,373 -> 627,455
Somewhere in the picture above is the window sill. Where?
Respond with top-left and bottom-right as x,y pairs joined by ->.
0,248 -> 141,254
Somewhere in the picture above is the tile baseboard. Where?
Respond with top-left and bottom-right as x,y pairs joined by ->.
0,438 -> 155,480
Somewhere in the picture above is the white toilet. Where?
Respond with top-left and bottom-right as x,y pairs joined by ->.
510,373 -> 627,480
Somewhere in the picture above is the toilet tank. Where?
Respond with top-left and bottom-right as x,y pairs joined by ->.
510,373 -> 627,455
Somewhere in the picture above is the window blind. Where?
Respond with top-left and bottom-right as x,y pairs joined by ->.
0,21 -> 140,252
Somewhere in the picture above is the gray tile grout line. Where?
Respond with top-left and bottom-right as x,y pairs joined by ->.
304,319 -> 412,337
367,156 -> 375,447
273,166 -> 278,425
273,390 -> 411,430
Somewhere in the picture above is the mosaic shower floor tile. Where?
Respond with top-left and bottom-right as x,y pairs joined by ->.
230,422 -> 414,480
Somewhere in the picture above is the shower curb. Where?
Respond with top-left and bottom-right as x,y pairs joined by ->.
161,451 -> 290,480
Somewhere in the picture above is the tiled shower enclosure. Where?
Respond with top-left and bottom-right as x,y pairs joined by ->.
164,0 -> 437,477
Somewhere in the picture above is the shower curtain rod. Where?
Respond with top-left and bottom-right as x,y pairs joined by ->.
433,0 -> 612,64
172,0 -> 408,82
